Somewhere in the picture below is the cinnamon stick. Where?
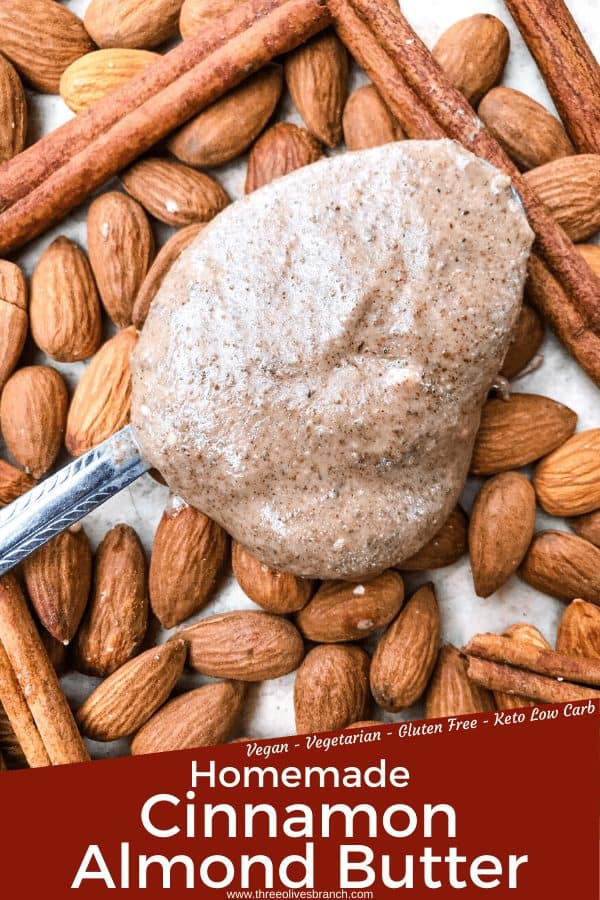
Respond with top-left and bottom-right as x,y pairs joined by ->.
466,656 -> 600,705
465,632 -> 600,687
0,641 -> 50,768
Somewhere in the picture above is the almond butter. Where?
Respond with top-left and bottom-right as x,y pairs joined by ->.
425,644 -> 495,719
0,365 -> 68,478
570,509 -> 600,548
576,243 -> 600,277
432,14 -> 510,106
342,83 -> 403,151
557,599 -> 600,660
524,155 -> 600,242
245,122 -> 323,193
500,304 -> 544,379
0,260 -> 28,390
232,541 -> 313,615
0,54 -> 26,163
285,31 -> 348,148
60,49 -> 161,114
470,393 -> 577,475
85,0 -> 183,50
492,623 -> 551,710
0,460 -> 35,507
519,530 -> 600,603
294,644 -> 369,733
296,570 -> 404,642
179,0 -> 236,39
122,157 -> 230,226
400,506 -> 467,570
534,429 -> 600,517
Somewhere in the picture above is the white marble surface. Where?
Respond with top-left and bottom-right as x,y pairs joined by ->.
7,0 -> 599,756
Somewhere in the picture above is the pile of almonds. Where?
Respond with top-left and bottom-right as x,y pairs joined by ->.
0,0 -> 599,767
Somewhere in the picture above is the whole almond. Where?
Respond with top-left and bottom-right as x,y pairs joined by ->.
30,237 -> 102,363
432,14 -> 510,106
0,460 -> 35,507
294,644 -> 369,733
478,87 -> 575,171
400,506 -> 467,570
23,527 -> 92,643
577,243 -> 600,276
500,304 -> 544,379
40,629 -> 68,676
66,326 -> 138,456
493,623 -> 551,710
469,472 -> 536,597
342,84 -> 403,151
519,530 -> 600,603
425,644 -> 495,719
131,680 -> 246,754
524,155 -> 600,242
87,192 -> 155,327
149,496 -> 227,628
74,524 -> 148,676
470,393 -> 577,475
534,429 -> 600,517
178,610 -> 305,681
179,0 -> 236,38
0,0 -> 94,93
232,541 -> 313,615
557,599 -> 600,659
0,260 -> 28,390
285,31 -> 348,147
296,570 -> 404,642
370,583 -> 441,712
60,49 -> 160,114
570,510 -> 600,548
122,157 -> 230,226
168,65 -> 283,168
0,366 -> 68,478
0,55 -> 26,163
85,0 -> 183,50
77,640 -> 186,741
246,122 -> 323,193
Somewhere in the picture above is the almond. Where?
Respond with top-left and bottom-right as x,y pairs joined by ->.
0,54 -> 26,163
534,429 -> 600,517
500,304 -> 544,379
168,65 -> 283,168
342,84 -> 403,151
74,524 -> 148,676
570,510 -> 600,548
245,122 -> 323,193
519,530 -> 600,603
285,31 -> 348,147
77,640 -> 186,741
470,393 -> 577,475
425,645 -> 495,719
0,460 -> 35,507
23,527 -> 92,643
131,680 -> 245,754
87,192 -> 155,327
232,541 -> 313,615
492,623 -> 551,710
178,610 -> 305,681
468,472 -> 536,597
0,0 -> 94,94
0,260 -> 28,390
122,157 -> 230,226
60,49 -> 160,114
478,87 -> 575,171
0,365 -> 68,478
432,14 -> 510,106
577,243 -> 600,277
524,154 -> 600,242
66,325 -> 138,456
39,628 -> 68,676
179,0 -> 236,39
294,644 -> 370,733
370,583 -> 440,711
400,506 -> 467,570
85,0 -> 183,50
557,599 -> 600,659
30,237 -> 102,363
296,570 -> 404,642
149,496 -> 227,628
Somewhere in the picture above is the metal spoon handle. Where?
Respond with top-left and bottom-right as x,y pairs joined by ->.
0,426 -> 149,577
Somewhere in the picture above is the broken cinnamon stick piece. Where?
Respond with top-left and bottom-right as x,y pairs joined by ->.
466,656 -> 600,704
0,640 -> 50,768
465,632 -> 600,687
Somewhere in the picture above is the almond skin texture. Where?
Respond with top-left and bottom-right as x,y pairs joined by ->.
23,528 -> 92,644
179,0 -> 236,38
122,157 -> 230,226
232,541 -> 313,615
77,640 -> 186,741
30,237 -> 102,363
577,243 -> 600,277
296,571 -> 404,642
178,610 -> 305,681
0,55 -> 26,163
0,366 -> 68,479
294,644 -> 369,733
285,31 -> 348,147
571,510 -> 600,548
74,524 -> 148,676
519,531 -> 600,603
0,261 -> 28,390
0,460 -> 35,507
168,65 -> 283,168
87,192 -> 155,327
342,84 -> 403,151
500,304 -> 544,379
470,393 -> 577,475
370,583 -> 441,712
245,122 -> 323,193
478,87 -> 575,171
0,0 -> 94,93
425,645 -> 495,719
60,49 -> 160,114
534,429 -> 600,517
85,0 -> 183,50
524,155 -> 600,242
493,623 -> 551,710
432,14 -> 510,106
469,472 -> 536,597
557,599 -> 600,660
149,497 -> 227,628
400,506 -> 467,570
66,326 -> 138,456
131,680 -> 246,754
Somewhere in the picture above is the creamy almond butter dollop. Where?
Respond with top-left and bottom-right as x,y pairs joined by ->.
132,140 -> 534,579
